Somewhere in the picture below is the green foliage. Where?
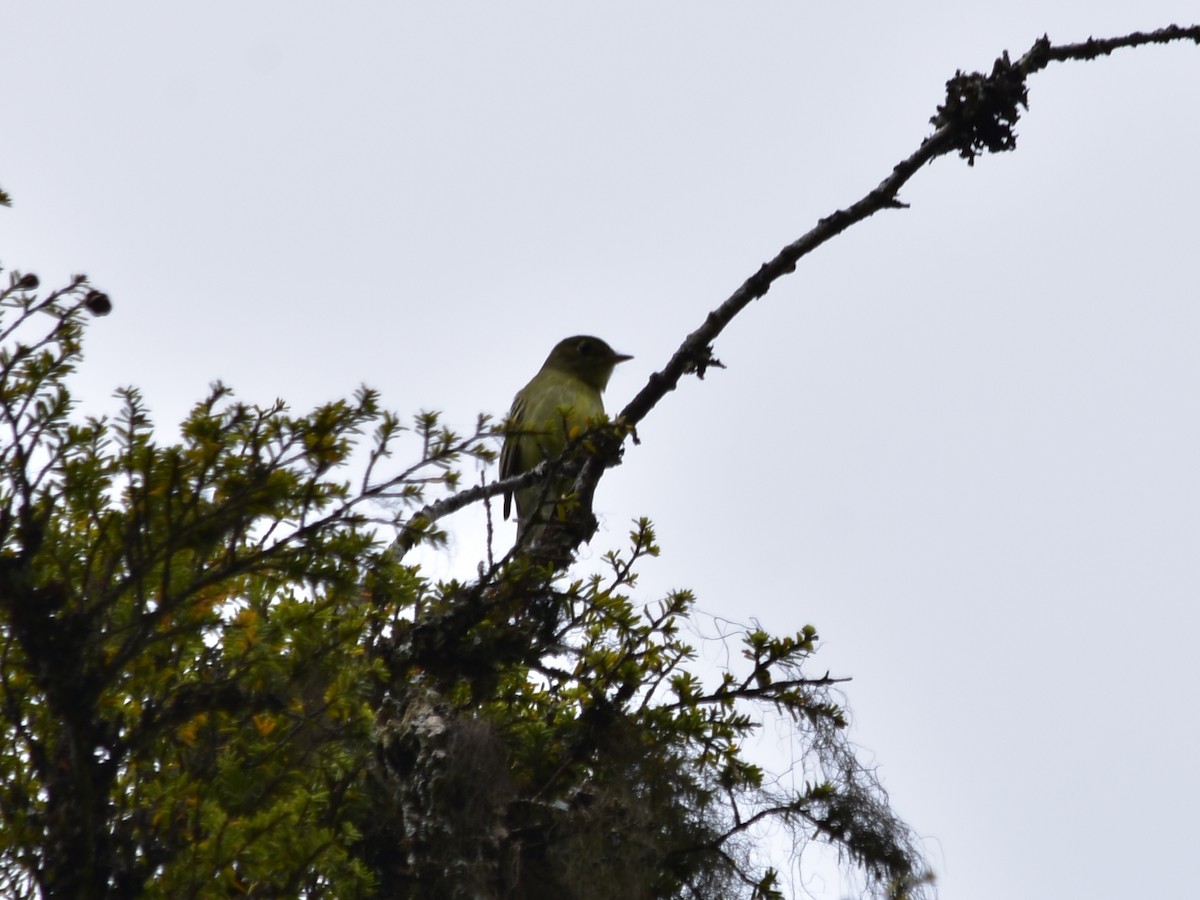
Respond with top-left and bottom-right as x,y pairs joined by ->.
0,268 -> 929,899
0,270 -> 490,898
373,518 -> 929,899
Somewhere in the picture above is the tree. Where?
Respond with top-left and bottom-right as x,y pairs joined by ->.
2,24 -> 1197,900
1,271 -> 913,899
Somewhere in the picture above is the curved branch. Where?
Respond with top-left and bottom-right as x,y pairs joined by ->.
390,25 -> 1200,567
558,25 -> 1200,559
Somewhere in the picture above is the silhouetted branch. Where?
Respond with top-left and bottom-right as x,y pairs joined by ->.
555,25 -> 1200,561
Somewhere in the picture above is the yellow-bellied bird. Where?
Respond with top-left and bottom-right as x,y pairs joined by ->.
501,335 -> 632,538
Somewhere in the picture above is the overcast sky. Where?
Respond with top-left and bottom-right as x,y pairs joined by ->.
3,4 -> 1199,898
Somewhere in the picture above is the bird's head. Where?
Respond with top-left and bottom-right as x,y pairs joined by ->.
541,335 -> 633,391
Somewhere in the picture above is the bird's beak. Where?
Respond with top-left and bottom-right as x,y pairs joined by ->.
611,351 -> 633,364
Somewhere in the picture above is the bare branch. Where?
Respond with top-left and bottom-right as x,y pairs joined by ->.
554,25 -> 1200,562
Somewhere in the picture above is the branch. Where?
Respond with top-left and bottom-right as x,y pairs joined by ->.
391,420 -> 629,561
392,25 -> 1200,572
1032,23 -> 1200,68
663,673 -> 850,713
621,23 -> 1199,432
389,457 -> 550,559
555,24 -> 1200,560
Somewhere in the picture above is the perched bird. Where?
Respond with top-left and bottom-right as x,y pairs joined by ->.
501,335 -> 632,538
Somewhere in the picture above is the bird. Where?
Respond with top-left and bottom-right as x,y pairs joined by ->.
500,335 -> 632,539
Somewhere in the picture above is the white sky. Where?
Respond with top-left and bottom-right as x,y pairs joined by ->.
3,4 -> 1198,898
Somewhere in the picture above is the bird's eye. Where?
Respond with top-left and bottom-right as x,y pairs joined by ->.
577,340 -> 597,356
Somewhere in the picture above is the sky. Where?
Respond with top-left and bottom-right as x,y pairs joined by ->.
2,4 -> 1199,898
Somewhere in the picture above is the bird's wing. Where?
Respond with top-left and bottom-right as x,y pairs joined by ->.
499,391 -> 526,520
